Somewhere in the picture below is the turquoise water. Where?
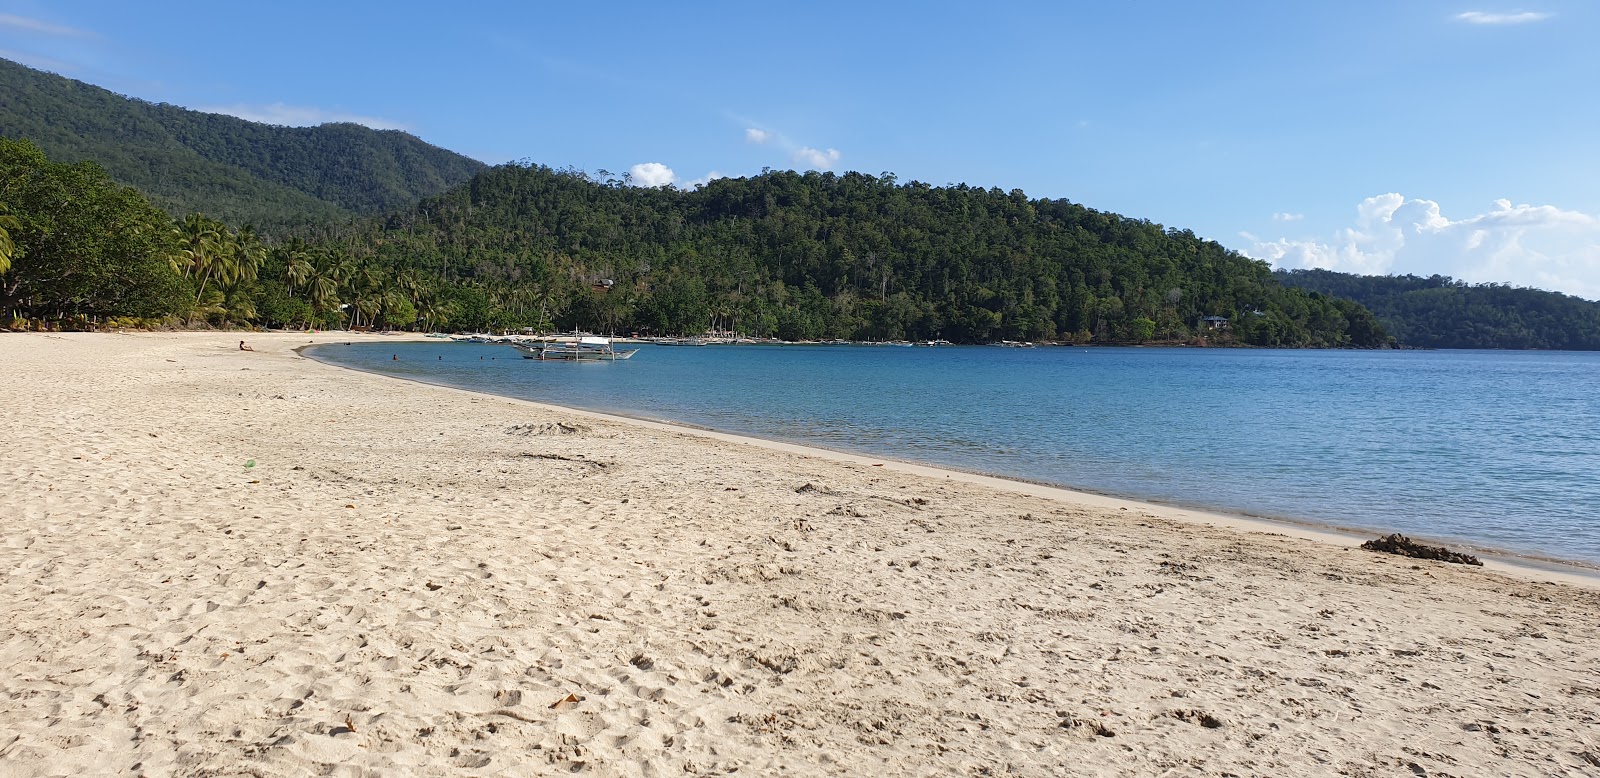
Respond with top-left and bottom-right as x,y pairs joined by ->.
310,342 -> 1600,565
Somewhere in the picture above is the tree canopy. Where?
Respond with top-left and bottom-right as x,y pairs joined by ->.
0,57 -> 484,227
1276,268 -> 1600,350
330,163 -> 1390,346
0,138 -> 190,322
0,137 -> 1394,346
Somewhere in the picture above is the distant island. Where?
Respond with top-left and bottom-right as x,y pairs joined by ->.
3,56 -> 1591,349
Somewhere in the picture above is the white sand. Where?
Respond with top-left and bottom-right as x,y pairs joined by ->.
2,332 -> 1597,777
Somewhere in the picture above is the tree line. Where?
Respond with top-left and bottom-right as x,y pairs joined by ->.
1276,268 -> 1600,350
2,136 -> 1389,346
335,163 -> 1389,346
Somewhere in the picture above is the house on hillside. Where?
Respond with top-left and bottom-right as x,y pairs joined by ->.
1200,315 -> 1229,330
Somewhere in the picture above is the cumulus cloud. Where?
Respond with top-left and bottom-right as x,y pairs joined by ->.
793,146 -> 842,170
1455,11 -> 1551,25
199,102 -> 408,130
1272,212 -> 1304,222
627,162 -> 677,187
683,170 -> 726,189
744,128 -> 770,144
1246,194 -> 1600,300
0,13 -> 92,37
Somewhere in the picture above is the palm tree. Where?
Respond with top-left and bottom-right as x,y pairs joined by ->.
307,271 -> 339,316
229,226 -> 265,281
0,205 -> 19,276
348,263 -> 384,328
380,285 -> 412,330
417,293 -> 457,333
393,268 -> 425,306
280,240 -> 313,297
177,214 -> 225,301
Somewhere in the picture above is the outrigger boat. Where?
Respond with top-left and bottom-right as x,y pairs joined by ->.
513,336 -> 638,361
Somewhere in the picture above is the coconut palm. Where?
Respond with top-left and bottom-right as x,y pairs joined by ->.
177,214 -> 226,300
0,205 -> 18,276
307,271 -> 339,315
280,240 -> 313,297
226,226 -> 266,288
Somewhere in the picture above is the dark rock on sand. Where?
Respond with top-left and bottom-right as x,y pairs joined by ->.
1361,534 -> 1483,566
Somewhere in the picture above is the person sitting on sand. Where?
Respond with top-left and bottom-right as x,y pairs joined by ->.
239,341 -> 254,351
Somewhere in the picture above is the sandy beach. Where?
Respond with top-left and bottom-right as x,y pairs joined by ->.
2,332 -> 1598,777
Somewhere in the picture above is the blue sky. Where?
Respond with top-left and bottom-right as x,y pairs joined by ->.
5,1 -> 1599,297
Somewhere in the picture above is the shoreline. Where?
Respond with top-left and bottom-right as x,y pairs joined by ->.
7,331 -> 1600,776
302,340 -> 1600,588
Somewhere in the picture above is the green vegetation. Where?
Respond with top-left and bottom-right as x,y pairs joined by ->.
8,57 -> 1591,350
0,56 -> 1389,346
0,131 -> 1390,346
333,164 -> 1389,345
1276,268 -> 1600,349
0,139 -> 191,324
0,58 -> 483,226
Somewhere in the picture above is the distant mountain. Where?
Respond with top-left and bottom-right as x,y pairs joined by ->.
1275,268 -> 1600,349
0,58 -> 484,226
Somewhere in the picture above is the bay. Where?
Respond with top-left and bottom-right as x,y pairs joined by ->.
310,342 -> 1600,566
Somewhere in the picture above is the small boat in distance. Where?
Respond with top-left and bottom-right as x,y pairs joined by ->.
513,336 -> 639,361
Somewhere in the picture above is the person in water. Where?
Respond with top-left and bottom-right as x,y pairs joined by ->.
239,341 -> 254,351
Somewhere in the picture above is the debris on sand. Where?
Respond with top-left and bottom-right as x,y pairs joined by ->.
505,422 -> 589,436
1361,534 -> 1482,566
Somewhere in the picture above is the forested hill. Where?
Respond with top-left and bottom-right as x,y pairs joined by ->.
1276,268 -> 1600,349
349,163 -> 1389,346
0,58 -> 484,226
1,134 -> 1387,346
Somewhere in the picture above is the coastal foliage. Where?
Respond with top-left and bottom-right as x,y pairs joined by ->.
0,131 -> 1391,345
327,163 -> 1390,346
0,138 -> 190,322
0,58 -> 484,226
0,204 -> 17,275
0,135 -> 465,330
1276,269 -> 1600,350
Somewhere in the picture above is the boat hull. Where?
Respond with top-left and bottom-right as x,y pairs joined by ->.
515,344 -> 638,361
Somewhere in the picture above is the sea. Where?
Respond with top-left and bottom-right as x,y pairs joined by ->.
309,342 -> 1600,567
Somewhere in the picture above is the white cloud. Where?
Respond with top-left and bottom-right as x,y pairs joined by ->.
683,170 -> 726,189
744,128 -> 770,144
1455,10 -> 1551,25
1246,194 -> 1600,300
199,102 -> 408,130
627,162 -> 677,187
793,146 -> 842,170
1272,212 -> 1304,222
0,13 -> 92,37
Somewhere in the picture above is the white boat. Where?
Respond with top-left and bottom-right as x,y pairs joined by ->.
513,336 -> 638,361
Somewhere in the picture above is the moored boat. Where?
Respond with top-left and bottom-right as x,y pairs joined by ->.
513,336 -> 638,361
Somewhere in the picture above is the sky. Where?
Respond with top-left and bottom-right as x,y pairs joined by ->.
4,1 -> 1599,298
